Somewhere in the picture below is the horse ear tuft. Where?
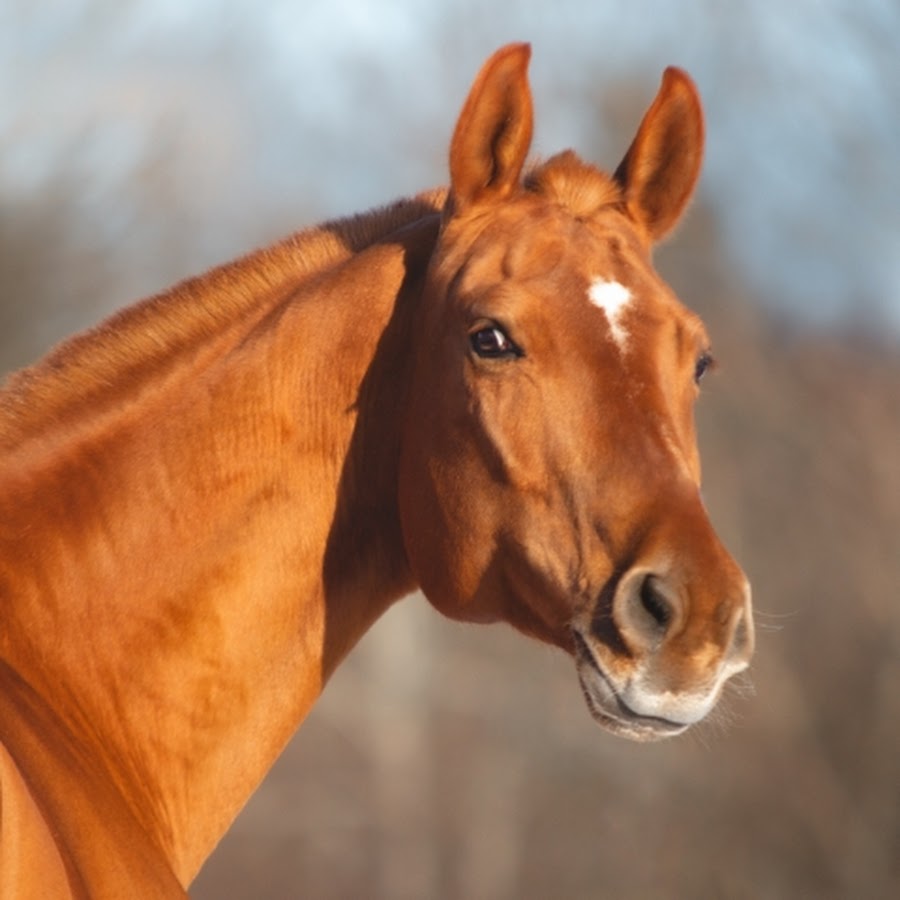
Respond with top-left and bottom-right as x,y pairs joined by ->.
613,67 -> 705,244
446,44 -> 534,219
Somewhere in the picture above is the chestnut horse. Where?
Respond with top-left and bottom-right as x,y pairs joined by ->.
0,45 -> 753,896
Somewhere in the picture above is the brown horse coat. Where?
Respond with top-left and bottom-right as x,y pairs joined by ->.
0,45 -> 752,896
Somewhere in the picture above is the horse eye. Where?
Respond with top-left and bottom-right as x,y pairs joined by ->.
694,351 -> 715,384
470,325 -> 521,359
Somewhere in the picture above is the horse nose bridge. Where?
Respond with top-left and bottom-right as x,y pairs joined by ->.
626,479 -> 740,581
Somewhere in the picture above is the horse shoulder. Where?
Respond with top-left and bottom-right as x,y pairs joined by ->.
0,666 -> 188,898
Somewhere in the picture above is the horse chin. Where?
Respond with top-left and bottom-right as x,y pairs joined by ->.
572,633 -> 691,743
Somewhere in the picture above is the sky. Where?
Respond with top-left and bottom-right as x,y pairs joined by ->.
2,0 -> 899,341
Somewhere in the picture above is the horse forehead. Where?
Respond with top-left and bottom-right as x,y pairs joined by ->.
453,208 -> 621,289
445,205 -> 682,340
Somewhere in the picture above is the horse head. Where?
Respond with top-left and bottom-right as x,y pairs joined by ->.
399,44 -> 753,741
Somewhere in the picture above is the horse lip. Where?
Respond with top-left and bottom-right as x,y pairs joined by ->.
571,628 -> 689,740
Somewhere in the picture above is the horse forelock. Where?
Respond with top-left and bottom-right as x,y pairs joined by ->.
524,151 -> 623,220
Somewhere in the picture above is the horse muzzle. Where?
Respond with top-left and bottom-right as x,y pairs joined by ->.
571,562 -> 754,742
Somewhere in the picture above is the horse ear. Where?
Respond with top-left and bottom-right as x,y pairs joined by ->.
446,43 -> 534,218
613,67 -> 704,243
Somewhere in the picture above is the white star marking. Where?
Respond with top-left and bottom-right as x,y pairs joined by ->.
588,277 -> 632,351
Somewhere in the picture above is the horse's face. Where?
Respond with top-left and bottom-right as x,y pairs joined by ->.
398,45 -> 753,741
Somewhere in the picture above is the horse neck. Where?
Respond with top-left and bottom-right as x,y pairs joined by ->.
0,207 -> 439,885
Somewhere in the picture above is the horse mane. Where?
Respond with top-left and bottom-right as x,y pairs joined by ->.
0,155 -> 619,452
0,189 -> 446,451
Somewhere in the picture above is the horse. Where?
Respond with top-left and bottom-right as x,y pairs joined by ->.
0,44 -> 753,897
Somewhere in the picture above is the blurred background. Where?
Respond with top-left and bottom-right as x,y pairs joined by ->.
3,1 -> 898,897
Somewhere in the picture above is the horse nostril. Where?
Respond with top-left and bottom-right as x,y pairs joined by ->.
611,569 -> 681,654
726,589 -> 755,666
639,575 -> 673,631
